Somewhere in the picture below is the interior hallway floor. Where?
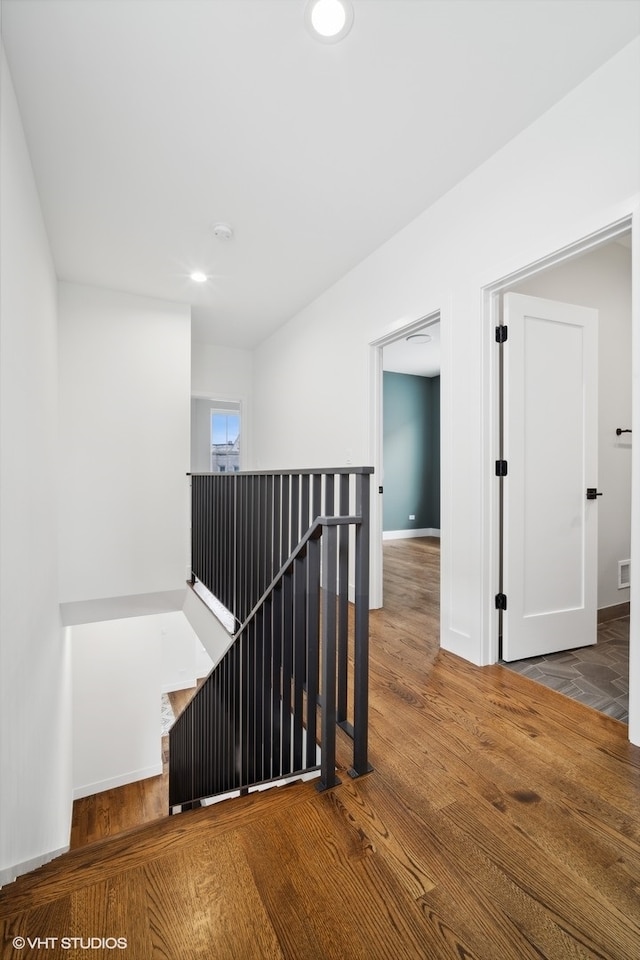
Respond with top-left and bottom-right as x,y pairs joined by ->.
10,535 -> 638,960
502,616 -> 630,724
70,539 -> 630,852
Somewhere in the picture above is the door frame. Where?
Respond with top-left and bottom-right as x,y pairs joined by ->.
481,214 -> 637,706
368,310 -> 441,609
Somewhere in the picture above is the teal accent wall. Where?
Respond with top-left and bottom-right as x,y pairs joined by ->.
383,372 -> 440,532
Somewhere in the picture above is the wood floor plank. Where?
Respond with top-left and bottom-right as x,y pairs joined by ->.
429,665 -> 640,839
326,772 -> 439,901
143,833 -> 284,960
331,772 -> 555,960
71,872 -> 153,960
0,898 -> 72,960
240,791 -> 474,960
444,797 -> 640,960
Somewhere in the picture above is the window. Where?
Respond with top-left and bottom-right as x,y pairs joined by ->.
211,411 -> 240,473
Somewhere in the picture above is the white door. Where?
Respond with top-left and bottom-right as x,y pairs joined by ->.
502,293 -> 599,661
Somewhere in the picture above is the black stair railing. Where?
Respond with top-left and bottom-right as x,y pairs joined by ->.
169,467 -> 372,811
190,468 -> 370,628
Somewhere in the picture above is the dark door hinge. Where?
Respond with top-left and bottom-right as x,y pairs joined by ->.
495,460 -> 508,477
495,593 -> 507,611
495,325 -> 508,343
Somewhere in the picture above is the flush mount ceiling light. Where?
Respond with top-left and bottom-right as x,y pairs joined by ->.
406,333 -> 432,344
305,0 -> 354,43
212,222 -> 234,241
190,271 -> 208,283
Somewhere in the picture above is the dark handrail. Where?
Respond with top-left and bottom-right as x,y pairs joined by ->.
188,467 -> 374,477
233,515 -> 360,639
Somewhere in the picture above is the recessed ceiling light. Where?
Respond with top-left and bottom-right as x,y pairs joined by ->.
305,0 -> 354,43
190,271 -> 208,283
406,333 -> 432,344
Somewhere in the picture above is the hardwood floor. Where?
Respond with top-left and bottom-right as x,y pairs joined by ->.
2,537 -> 639,959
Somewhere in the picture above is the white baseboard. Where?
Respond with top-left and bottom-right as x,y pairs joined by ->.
0,844 -> 70,889
383,528 -> 440,541
73,762 -> 163,801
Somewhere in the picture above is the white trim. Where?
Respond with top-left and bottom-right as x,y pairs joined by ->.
0,845 -> 70,889
368,340 -> 384,609
383,528 -> 440,540
73,763 -> 163,801
629,202 -> 640,746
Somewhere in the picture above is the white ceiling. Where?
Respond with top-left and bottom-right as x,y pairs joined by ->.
2,1 -> 639,348
383,322 -> 441,377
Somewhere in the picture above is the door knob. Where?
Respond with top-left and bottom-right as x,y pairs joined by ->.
586,488 -> 603,500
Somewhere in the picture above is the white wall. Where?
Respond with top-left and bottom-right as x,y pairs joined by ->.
72,617 -> 162,799
191,397 -> 212,473
160,609 -> 209,692
72,610 -> 211,799
510,241 -> 632,612
0,47 -> 72,885
195,639 -> 214,679
58,283 -> 191,608
251,41 -> 640,741
191,343 -> 254,467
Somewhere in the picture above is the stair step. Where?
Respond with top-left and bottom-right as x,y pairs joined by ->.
0,775 -> 321,918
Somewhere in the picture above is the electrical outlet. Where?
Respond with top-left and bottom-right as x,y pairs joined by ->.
409,514 -> 415,521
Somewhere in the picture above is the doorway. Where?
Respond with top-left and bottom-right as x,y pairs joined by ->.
491,226 -> 632,722
370,313 -> 441,612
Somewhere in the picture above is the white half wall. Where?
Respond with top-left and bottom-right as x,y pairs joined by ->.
72,610 -> 210,799
58,283 -> 191,605
510,241 -> 632,612
72,617 -> 162,799
0,46 -> 72,886
183,587 -> 234,669
250,41 -> 640,741
195,637 -> 214,680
